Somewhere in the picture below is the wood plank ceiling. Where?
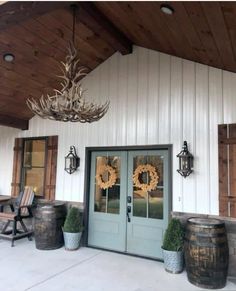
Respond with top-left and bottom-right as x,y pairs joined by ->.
1,1 -> 236,129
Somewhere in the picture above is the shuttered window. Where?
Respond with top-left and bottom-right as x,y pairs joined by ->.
218,124 -> 236,217
11,136 -> 58,201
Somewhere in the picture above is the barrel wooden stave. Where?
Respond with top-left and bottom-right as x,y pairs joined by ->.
185,218 -> 229,289
34,202 -> 66,250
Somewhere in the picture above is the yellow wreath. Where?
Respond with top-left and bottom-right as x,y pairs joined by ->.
133,164 -> 159,192
96,165 -> 117,190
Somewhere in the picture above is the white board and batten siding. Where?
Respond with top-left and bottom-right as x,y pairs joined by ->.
0,45 -> 235,215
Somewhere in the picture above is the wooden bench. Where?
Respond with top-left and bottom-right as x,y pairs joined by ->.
0,187 -> 34,246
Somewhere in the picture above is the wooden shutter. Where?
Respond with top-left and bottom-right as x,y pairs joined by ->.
219,124 -> 236,217
11,138 -> 23,197
44,136 -> 58,200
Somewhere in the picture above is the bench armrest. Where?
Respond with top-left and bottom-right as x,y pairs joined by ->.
17,205 -> 33,217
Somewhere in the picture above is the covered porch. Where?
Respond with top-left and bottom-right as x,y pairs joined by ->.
0,1 -> 236,290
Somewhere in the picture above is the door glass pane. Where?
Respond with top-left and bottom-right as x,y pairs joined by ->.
94,185 -> 106,212
149,188 -> 163,219
108,185 -> 120,214
22,139 -> 46,197
147,155 -> 163,186
133,154 -> 163,219
133,156 -> 147,218
94,156 -> 120,214
24,168 -> 45,196
147,155 -> 163,219
24,140 -> 46,167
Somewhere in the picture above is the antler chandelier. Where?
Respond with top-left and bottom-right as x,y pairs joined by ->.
26,5 -> 109,123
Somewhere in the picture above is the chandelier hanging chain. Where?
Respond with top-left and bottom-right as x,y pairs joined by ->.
26,4 -> 110,123
72,4 -> 76,45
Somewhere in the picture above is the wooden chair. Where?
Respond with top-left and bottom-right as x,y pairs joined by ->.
0,187 -> 34,246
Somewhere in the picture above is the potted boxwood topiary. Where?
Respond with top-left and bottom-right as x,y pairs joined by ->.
162,218 -> 185,273
63,207 -> 83,251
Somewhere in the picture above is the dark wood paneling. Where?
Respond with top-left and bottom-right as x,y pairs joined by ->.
220,2 -> 236,66
33,12 -> 101,68
0,114 -> 28,130
96,1 -> 236,70
95,2 -> 172,55
0,1 -> 69,30
11,138 -> 23,197
219,124 -> 236,218
184,2 -> 223,68
201,2 -> 236,71
78,2 -> 132,55
170,2 -> 209,64
44,136 -> 58,201
228,125 -> 236,218
121,2 -> 174,54
0,2 -> 120,126
49,8 -> 115,62
218,125 -> 228,217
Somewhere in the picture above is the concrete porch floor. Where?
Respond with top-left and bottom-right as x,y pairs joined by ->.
0,239 -> 236,291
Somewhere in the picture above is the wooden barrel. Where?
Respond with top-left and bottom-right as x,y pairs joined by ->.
185,218 -> 229,289
34,202 -> 66,250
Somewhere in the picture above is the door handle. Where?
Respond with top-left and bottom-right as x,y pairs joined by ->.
127,206 -> 131,222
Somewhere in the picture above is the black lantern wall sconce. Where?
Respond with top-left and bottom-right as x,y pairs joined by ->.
65,146 -> 80,174
177,141 -> 193,178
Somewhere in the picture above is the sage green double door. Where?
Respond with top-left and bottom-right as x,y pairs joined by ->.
88,149 -> 170,259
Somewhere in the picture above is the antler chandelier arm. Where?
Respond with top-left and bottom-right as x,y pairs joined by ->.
26,4 -> 110,123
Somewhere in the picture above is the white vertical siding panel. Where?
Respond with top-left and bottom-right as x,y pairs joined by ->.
108,53 -> 119,146
126,47 -> 138,145
59,124 -> 65,200
0,126 -> 20,195
82,70 -> 99,202
83,68 -> 100,208
61,121 -> 71,201
4,129 -> 15,194
95,66 -> 104,147
209,67 -> 223,214
170,56 -> 183,211
71,123 -> 81,201
117,54 -> 128,145
85,71 -> 99,147
147,50 -> 159,144
195,64 -> 209,214
55,123 -> 65,201
62,121 -> 73,200
223,71 -> 236,124
182,60 -> 196,213
61,122 -> 69,201
159,53 -> 171,144
136,47 -> 148,145
99,56 -> 110,146
71,123 -> 85,202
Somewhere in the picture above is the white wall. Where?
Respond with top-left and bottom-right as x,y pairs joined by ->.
1,45 -> 236,215
0,126 -> 21,196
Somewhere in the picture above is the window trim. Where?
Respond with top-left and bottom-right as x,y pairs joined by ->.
21,136 -> 48,198
11,135 -> 58,201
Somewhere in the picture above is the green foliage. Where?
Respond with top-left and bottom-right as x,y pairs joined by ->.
63,207 -> 82,233
162,218 -> 184,251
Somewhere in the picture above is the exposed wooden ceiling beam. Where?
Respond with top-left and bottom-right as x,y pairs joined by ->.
78,2 -> 132,55
0,114 -> 28,130
0,1 -> 70,30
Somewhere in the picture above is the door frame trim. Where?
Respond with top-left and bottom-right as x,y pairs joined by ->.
83,144 -> 173,250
